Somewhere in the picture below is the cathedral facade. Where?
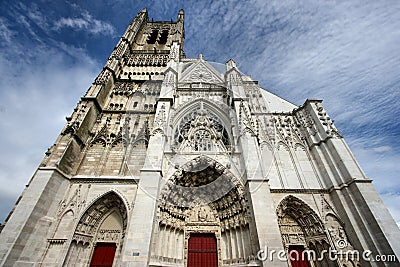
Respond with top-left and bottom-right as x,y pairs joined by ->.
0,8 -> 399,267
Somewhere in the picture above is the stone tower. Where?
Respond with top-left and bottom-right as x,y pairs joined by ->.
0,8 -> 399,267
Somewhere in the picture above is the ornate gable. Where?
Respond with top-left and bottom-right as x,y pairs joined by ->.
179,58 -> 224,85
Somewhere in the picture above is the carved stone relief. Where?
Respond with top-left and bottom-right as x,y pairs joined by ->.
173,108 -> 231,152
152,104 -> 166,135
277,196 -> 326,246
186,205 -> 217,224
153,156 -> 254,265
238,101 -> 259,137
314,102 -> 342,138
179,61 -> 224,85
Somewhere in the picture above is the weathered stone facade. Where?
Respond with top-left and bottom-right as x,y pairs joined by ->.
0,8 -> 399,267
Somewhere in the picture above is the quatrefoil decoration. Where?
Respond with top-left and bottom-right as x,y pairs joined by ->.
189,68 -> 212,82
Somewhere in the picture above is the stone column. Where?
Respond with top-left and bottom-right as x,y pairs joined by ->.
234,100 -> 286,267
121,100 -> 170,266
298,100 -> 400,265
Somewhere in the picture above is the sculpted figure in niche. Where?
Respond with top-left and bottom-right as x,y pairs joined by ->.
198,207 -> 208,222
187,205 -> 216,223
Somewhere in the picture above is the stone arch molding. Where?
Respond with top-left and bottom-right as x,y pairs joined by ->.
276,195 -> 358,267
276,195 -> 330,265
170,97 -> 232,129
170,99 -> 234,153
67,191 -> 127,264
160,155 -> 245,211
84,189 -> 131,214
152,155 -> 255,266
73,191 -> 129,243
276,195 -> 325,239
41,191 -> 129,266
157,155 -> 250,232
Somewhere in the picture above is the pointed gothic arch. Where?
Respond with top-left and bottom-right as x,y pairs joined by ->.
293,143 -> 322,189
77,140 -> 107,175
277,195 -> 325,239
276,142 -> 302,188
171,100 -> 233,152
276,195 -> 339,267
124,137 -> 148,176
102,138 -> 124,176
54,209 -> 75,239
63,191 -> 128,267
151,156 -> 255,266
170,98 -> 231,128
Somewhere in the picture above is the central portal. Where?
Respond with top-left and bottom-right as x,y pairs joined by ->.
188,233 -> 218,267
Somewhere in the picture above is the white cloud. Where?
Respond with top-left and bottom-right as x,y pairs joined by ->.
8,2 -> 116,38
348,139 -> 400,193
373,146 -> 393,153
54,11 -> 116,36
0,17 -> 15,44
0,41 -> 100,222
25,3 -> 49,30
0,2 -> 109,223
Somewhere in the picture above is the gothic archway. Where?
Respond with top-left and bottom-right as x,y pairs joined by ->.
63,191 -> 128,267
325,213 -> 359,267
172,107 -> 232,153
169,98 -> 233,152
150,156 -> 255,266
276,195 -> 338,267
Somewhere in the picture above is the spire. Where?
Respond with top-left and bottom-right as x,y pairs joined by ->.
226,59 -> 237,71
174,9 -> 185,52
178,9 -> 184,21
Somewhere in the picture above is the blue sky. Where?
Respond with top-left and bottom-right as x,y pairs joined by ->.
0,0 -> 399,227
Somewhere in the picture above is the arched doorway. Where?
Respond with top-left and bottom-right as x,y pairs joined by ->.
63,192 -> 128,267
151,156 -> 255,266
276,195 -> 338,267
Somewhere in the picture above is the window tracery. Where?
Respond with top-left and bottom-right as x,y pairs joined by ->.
173,109 -> 230,152
193,129 -> 212,151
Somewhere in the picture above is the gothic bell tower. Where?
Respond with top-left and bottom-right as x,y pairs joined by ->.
0,8 -> 185,266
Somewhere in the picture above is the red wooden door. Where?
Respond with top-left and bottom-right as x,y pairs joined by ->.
288,245 -> 310,267
89,242 -> 117,267
188,233 -> 218,267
